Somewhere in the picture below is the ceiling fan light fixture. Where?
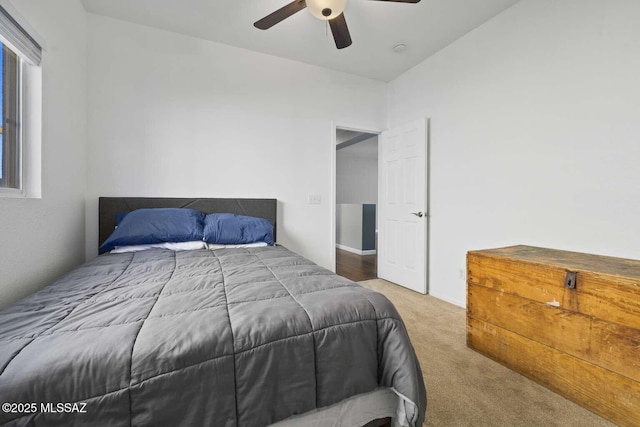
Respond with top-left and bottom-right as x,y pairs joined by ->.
254,0 -> 419,50
306,0 -> 347,20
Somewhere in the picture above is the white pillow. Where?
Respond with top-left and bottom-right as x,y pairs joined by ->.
207,242 -> 268,250
110,241 -> 207,254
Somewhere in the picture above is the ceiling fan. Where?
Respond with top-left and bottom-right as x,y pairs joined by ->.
254,0 -> 421,49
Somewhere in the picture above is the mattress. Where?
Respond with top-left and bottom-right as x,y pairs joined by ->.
271,387 -> 402,427
0,246 -> 426,426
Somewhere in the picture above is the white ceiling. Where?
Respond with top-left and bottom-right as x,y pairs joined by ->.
81,0 -> 520,82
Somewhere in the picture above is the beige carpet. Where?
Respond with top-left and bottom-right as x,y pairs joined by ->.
359,279 -> 615,427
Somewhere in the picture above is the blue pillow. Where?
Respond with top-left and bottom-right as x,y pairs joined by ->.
99,208 -> 205,254
203,213 -> 274,245
115,212 -> 129,225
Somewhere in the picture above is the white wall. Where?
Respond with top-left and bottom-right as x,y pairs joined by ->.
0,0 -> 87,308
336,136 -> 378,204
388,0 -> 640,306
336,204 -> 363,250
86,15 -> 387,270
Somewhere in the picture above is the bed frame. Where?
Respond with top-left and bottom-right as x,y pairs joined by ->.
98,197 -> 277,247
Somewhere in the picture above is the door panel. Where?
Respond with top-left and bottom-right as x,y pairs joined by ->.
386,219 -> 398,265
378,118 -> 428,294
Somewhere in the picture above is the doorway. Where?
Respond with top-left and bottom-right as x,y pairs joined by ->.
331,118 -> 430,294
334,128 -> 379,282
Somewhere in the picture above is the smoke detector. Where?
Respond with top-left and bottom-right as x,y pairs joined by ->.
393,43 -> 407,53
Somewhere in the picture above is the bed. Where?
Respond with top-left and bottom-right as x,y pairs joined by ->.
0,197 -> 426,426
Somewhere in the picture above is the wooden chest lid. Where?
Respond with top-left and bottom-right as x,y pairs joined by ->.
468,245 -> 640,280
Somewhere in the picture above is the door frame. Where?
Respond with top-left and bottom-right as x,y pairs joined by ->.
330,120 -> 383,272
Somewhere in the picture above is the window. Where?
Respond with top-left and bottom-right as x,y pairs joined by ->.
0,40 -> 20,189
0,5 -> 41,195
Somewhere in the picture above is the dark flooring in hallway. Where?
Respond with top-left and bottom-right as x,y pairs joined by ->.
336,248 -> 377,282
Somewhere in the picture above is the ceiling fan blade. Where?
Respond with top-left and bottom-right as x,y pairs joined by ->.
254,0 -> 307,30
329,13 -> 352,49
369,0 -> 421,3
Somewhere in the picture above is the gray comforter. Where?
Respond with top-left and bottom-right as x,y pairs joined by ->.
0,246 -> 426,426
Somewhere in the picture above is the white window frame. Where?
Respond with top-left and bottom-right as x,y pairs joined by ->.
0,0 -> 43,198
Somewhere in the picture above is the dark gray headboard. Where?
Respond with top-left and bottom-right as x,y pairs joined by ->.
98,197 -> 277,247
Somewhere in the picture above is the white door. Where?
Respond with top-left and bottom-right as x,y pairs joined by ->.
378,118 -> 428,294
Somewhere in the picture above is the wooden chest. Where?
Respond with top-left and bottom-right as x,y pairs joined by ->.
466,245 -> 640,426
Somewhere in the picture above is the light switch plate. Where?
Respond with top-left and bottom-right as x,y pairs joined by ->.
308,194 -> 321,205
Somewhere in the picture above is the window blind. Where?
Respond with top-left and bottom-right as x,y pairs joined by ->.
0,5 -> 41,65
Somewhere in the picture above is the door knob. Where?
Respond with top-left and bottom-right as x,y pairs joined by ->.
410,212 -> 424,218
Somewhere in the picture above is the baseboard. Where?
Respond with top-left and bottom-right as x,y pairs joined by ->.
429,291 -> 465,308
336,244 -> 377,256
